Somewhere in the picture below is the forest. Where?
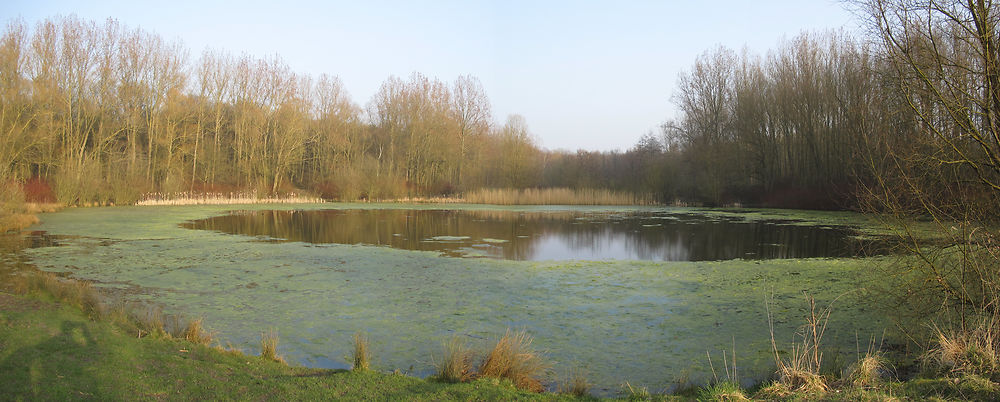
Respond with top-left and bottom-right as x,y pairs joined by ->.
0,14 -> 910,209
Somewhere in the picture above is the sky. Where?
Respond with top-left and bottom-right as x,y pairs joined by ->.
1,1 -> 860,151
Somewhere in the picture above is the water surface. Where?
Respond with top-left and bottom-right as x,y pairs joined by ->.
182,209 -> 870,261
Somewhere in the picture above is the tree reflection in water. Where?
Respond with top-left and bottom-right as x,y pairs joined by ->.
181,209 -> 873,261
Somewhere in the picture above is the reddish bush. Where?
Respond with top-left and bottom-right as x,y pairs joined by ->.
22,177 -> 56,203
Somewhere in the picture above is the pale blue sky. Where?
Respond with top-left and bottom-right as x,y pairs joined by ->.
1,1 -> 859,151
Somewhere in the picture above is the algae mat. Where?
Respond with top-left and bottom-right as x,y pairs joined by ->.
22,204 -> 886,395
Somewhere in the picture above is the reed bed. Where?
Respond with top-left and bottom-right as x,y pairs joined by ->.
463,187 -> 653,205
136,192 -> 323,206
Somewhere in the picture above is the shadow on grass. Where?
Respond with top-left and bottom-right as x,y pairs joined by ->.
0,319 -> 101,399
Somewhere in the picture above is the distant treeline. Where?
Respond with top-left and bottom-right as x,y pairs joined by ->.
539,31 -> 905,209
0,15 -> 946,209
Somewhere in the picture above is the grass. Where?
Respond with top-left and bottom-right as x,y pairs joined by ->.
434,336 -> 475,383
463,187 -> 653,205
478,329 -> 550,393
352,331 -> 372,371
0,200 -> 60,233
260,328 -> 284,363
6,271 -> 1000,400
767,294 -> 832,395
697,382 -> 748,401
557,368 -> 591,397
0,291 -> 580,401
925,322 -> 1000,379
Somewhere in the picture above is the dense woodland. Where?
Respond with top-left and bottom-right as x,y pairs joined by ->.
0,14 -> 897,208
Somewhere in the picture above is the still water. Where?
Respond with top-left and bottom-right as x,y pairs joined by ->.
182,209 -> 869,261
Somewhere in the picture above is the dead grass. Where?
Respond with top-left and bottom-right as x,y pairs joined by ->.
137,306 -> 166,337
168,316 -> 214,346
136,191 -> 322,206
768,293 -> 833,395
848,351 -> 889,388
478,329 -> 549,393
619,381 -> 651,400
352,331 -> 372,371
15,271 -> 104,318
0,213 -> 39,233
698,381 -> 749,401
557,368 -> 591,397
260,328 -> 284,363
925,321 -> 999,378
434,336 -> 475,383
463,187 -> 654,205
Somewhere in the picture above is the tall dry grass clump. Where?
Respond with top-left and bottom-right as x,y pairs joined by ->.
925,320 -> 999,379
464,187 -> 653,205
137,306 -> 167,337
352,331 -> 372,371
167,316 -> 214,346
260,328 -> 284,363
767,294 -> 832,395
478,329 -> 549,393
846,351 -> 888,388
435,336 -> 475,383
843,335 -> 890,389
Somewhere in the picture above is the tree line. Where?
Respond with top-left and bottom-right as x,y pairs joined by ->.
0,11 -> 992,214
0,16 -> 542,204
529,31 -> 908,209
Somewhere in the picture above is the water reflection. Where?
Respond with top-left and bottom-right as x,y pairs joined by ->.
181,209 -> 870,261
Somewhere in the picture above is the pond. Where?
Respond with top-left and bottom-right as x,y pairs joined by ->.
14,204 -> 889,396
181,209 -> 873,261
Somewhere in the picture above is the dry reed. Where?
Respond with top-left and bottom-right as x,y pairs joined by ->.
463,187 -> 654,205
925,321 -> 999,378
435,336 -> 475,383
171,316 -> 214,345
136,191 -> 323,206
352,332 -> 372,371
767,294 -> 832,394
478,329 -> 549,393
557,368 -> 591,397
260,328 -> 284,363
0,213 -> 39,233
17,272 -> 104,318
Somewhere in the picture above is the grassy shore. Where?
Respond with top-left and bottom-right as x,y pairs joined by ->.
4,290 -> 999,401
0,289 -> 586,401
2,273 -> 999,400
